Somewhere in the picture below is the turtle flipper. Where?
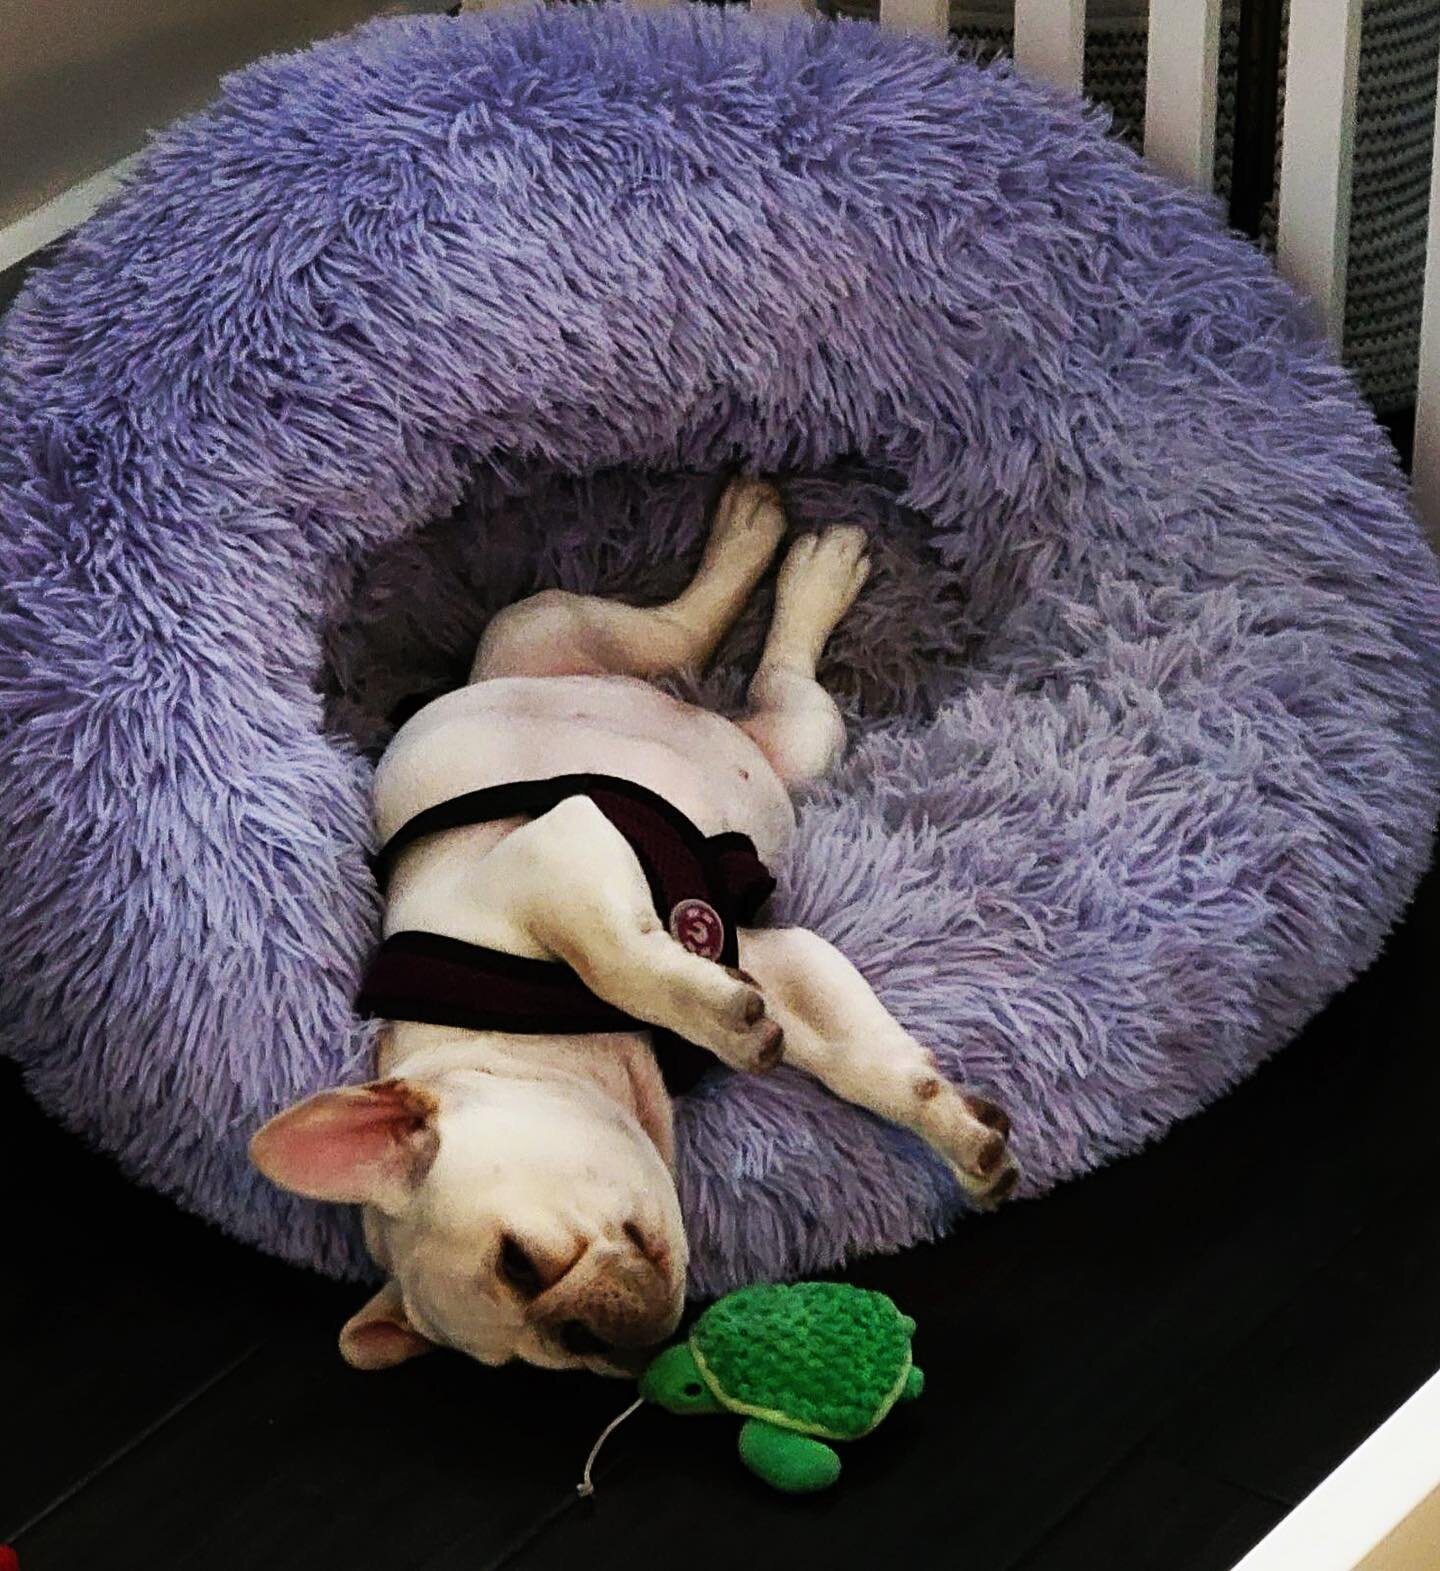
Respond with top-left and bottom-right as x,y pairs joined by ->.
737,1419 -> 841,1493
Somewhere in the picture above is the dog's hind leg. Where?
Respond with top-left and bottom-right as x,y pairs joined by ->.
738,526 -> 870,787
471,479 -> 787,683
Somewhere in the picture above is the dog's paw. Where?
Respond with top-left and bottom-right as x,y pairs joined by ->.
743,1015 -> 786,1073
704,973 -> 785,1073
929,1090 -> 1021,1208
710,477 -> 788,563
773,526 -> 871,636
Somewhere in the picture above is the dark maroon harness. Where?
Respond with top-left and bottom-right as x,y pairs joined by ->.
357,774 -> 776,1095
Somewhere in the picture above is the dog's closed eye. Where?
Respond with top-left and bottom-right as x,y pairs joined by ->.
498,1234 -> 545,1297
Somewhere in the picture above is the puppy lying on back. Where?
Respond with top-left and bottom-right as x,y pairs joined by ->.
252,479 -> 1017,1375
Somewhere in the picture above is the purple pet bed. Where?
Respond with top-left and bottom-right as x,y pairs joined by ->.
1,6 -> 1438,1295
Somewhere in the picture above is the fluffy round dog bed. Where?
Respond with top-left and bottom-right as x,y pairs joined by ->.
2,5 -> 1438,1295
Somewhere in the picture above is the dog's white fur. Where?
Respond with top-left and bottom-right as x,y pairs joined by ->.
251,480 -> 1017,1376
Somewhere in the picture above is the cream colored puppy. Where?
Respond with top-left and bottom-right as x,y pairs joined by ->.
251,479 -> 1018,1377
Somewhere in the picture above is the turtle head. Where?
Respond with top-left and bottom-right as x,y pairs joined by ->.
639,1343 -> 723,1414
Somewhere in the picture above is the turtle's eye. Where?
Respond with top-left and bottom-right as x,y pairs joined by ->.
498,1235 -> 544,1297
683,1381 -> 704,1397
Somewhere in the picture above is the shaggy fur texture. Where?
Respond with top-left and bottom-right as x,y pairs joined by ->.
1,6 -> 1436,1294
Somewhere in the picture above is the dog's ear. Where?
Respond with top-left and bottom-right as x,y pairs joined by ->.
249,1079 -> 440,1213
340,1280 -> 436,1370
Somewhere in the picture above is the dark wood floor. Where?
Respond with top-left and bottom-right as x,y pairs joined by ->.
4,854 -> 1437,1571
4,250 -> 1439,1571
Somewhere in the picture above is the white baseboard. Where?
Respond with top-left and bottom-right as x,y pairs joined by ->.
0,155 -> 141,276
1232,1365 -> 1440,1571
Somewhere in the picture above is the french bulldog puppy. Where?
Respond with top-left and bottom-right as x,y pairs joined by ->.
251,479 -> 1017,1376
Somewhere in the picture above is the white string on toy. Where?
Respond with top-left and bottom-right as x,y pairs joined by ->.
575,1397 -> 645,1498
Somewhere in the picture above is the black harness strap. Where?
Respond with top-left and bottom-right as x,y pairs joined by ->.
358,774 -> 776,1095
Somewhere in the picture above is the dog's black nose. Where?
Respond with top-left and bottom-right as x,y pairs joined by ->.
559,1320 -> 612,1358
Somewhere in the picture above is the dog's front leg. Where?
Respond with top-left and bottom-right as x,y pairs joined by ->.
501,797 -> 784,1071
737,926 -> 1021,1204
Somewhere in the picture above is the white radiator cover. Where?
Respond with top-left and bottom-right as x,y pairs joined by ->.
826,0 -> 1440,417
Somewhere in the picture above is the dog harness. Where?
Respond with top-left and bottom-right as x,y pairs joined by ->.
357,773 -> 777,1095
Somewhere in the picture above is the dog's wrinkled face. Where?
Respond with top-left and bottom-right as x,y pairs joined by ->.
251,1068 -> 686,1376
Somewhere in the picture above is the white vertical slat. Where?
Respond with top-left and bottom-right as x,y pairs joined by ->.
1013,0 -> 1086,94
1276,0 -> 1363,348
1412,65 -> 1440,551
878,0 -> 947,38
1143,0 -> 1223,191
752,0 -> 818,14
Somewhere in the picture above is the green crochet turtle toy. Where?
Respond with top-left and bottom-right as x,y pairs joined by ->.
595,1281 -> 923,1494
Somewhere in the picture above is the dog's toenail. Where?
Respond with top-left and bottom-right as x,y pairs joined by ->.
988,1166 -> 1019,1202
975,1131 -> 1006,1176
964,1096 -> 1011,1140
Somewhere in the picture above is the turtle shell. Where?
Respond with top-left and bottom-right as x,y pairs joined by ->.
690,1282 -> 916,1442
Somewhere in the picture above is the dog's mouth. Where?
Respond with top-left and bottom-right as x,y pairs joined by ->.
558,1319 -> 612,1358
555,1320 -> 663,1376
607,1344 -> 661,1376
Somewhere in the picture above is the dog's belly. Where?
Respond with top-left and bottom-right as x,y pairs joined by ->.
374,675 -> 797,861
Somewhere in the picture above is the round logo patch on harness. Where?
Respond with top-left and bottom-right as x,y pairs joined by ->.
669,898 -> 725,961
